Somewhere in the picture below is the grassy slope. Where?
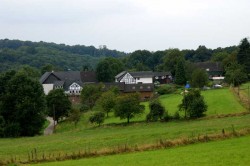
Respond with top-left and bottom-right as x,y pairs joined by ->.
0,115 -> 250,161
102,88 -> 245,124
33,135 -> 250,166
160,88 -> 246,116
241,82 -> 250,96
0,88 -> 247,161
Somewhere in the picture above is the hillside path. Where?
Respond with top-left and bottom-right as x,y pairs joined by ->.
44,117 -> 56,135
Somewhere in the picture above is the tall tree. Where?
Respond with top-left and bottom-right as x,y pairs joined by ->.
225,63 -> 247,87
127,50 -> 152,71
237,38 -> 250,74
114,93 -> 145,123
191,69 -> 208,88
46,89 -> 72,122
96,57 -> 124,82
163,49 -> 184,76
174,59 -> 186,85
0,72 -> 46,137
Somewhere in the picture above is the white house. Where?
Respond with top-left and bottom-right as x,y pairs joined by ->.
115,71 -> 172,84
40,71 -> 97,95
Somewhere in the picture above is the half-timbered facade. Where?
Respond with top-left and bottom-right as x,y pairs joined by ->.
40,71 -> 97,95
115,71 -> 172,84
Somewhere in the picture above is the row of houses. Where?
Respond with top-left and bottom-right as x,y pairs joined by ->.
40,62 -> 224,100
40,70 -> 172,99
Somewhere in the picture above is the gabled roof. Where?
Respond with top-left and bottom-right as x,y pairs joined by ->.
40,71 -> 97,88
153,72 -> 171,76
80,71 -> 97,83
54,81 -> 64,86
130,71 -> 154,78
195,62 -> 223,72
115,71 -> 127,79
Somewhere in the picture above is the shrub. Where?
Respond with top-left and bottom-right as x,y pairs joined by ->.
179,89 -> 207,118
89,112 -> 105,126
147,99 -> 166,122
156,84 -> 176,95
80,104 -> 89,112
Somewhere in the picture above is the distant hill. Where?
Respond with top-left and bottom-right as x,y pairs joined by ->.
0,39 -> 127,72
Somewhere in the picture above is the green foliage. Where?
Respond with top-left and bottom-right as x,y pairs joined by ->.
89,112 -> 105,126
69,109 -> 81,128
96,90 -> 117,117
156,84 -> 176,95
211,51 -> 230,62
190,69 -> 208,88
46,89 -> 72,122
174,59 -> 186,85
81,84 -> 103,110
163,49 -> 184,76
0,39 -> 126,73
237,38 -> 250,74
0,71 -> 46,137
192,45 -> 212,62
179,89 -> 207,118
114,93 -> 145,123
147,99 -> 166,122
96,57 -> 124,82
225,63 -> 247,87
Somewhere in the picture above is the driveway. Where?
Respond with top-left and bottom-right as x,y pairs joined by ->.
44,117 -> 57,135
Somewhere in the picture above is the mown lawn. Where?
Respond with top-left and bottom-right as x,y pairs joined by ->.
0,114 -> 250,161
32,134 -> 250,166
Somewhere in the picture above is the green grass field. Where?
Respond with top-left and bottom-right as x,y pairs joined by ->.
85,88 -> 245,125
241,82 -> 250,96
32,134 -> 250,166
0,114 -> 250,161
0,88 -> 248,163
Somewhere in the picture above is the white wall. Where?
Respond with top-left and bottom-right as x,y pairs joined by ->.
42,84 -> 54,95
136,77 -> 152,84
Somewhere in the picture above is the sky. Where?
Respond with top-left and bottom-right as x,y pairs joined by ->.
0,0 -> 250,52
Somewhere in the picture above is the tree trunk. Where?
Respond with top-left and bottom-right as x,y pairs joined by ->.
127,117 -> 130,124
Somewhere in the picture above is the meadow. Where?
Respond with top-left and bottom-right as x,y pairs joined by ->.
0,114 -> 250,162
0,88 -> 248,163
32,134 -> 250,166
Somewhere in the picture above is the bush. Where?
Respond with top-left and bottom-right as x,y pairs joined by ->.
156,84 -> 176,95
89,112 -> 105,126
179,89 -> 207,118
163,112 -> 172,122
80,104 -> 89,112
147,99 -> 166,122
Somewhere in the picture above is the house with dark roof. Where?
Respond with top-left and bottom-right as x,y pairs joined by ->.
195,62 -> 224,83
102,82 -> 154,100
115,71 -> 172,84
40,71 -> 97,95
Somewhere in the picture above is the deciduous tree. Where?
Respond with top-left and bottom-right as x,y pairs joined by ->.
46,89 -> 71,123
147,99 -> 166,122
114,93 -> 144,123
0,72 -> 46,137
179,89 -> 207,118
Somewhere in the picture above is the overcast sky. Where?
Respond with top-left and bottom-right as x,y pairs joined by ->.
0,0 -> 250,52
